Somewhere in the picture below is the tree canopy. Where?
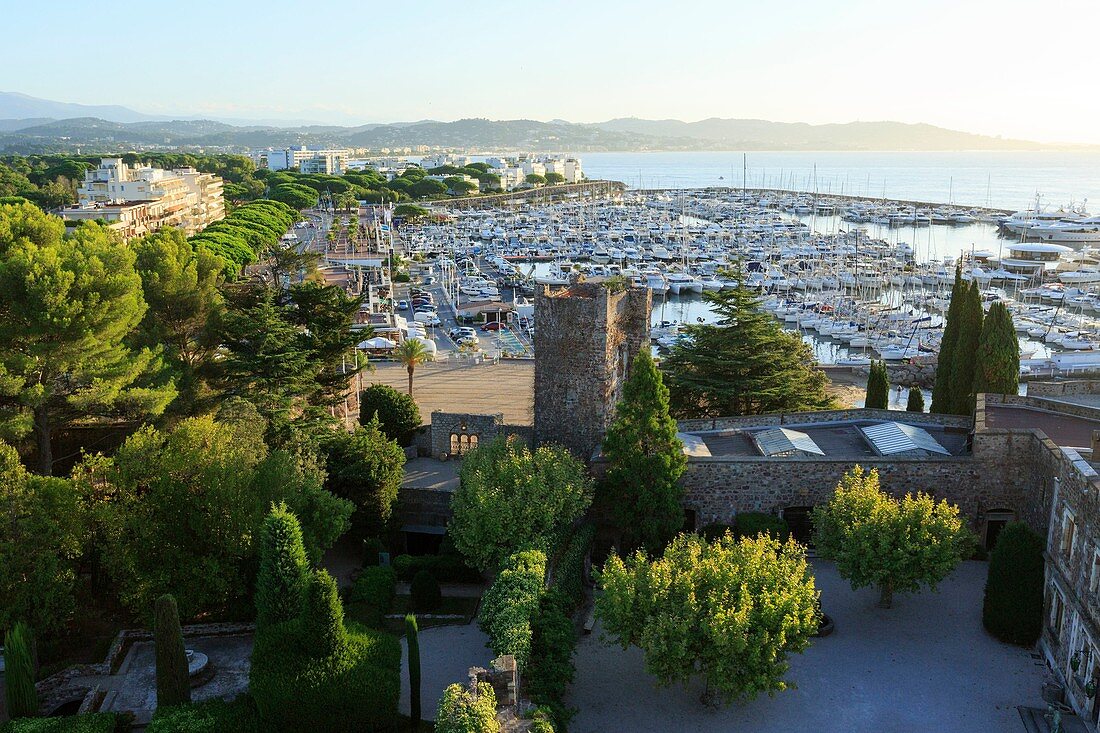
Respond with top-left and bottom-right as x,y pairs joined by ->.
321,417 -> 406,535
973,301 -> 1019,397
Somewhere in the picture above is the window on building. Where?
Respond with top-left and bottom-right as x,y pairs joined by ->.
1051,591 -> 1066,639
1062,511 -> 1077,561
1090,550 -> 1100,598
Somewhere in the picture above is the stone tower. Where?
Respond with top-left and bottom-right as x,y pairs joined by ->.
533,281 -> 651,460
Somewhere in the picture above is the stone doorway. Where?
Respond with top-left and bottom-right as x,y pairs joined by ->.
983,510 -> 1016,552
783,506 -> 815,546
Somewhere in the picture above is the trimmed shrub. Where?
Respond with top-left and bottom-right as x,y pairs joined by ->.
435,682 -> 500,733
348,566 -> 395,628
392,554 -> 482,584
478,551 -> 546,667
406,615 -> 421,728
735,512 -> 790,542
1,714 -> 123,733
528,709 -> 557,733
154,594 -> 191,707
699,523 -> 733,542
906,386 -> 925,413
358,384 -> 422,446
410,570 -> 442,612
526,589 -> 577,710
147,697 -> 260,733
255,503 -> 308,629
983,522 -> 1044,646
4,621 -> 38,719
551,524 -> 595,609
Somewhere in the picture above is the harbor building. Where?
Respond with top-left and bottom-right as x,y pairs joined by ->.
60,157 -> 224,240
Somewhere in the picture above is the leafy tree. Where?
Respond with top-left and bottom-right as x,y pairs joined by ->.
358,384 -> 421,445
596,532 -> 818,707
0,441 -> 84,636
393,338 -> 432,397
663,268 -> 836,417
450,436 -> 593,572
600,348 -> 686,555
949,281 -> 984,414
133,228 -> 224,413
409,179 -> 448,199
543,173 -> 565,185
0,203 -> 175,474
864,360 -> 889,409
982,522 -> 1044,646
973,301 -> 1019,397
406,614 -> 422,728
4,621 -> 38,719
255,503 -> 309,629
264,241 -> 320,288
813,466 -> 973,608
435,682 -> 500,733
271,183 -> 320,210
77,413 -> 352,620
525,174 -> 547,186
394,204 -> 430,220
906,386 -> 925,412
155,594 -> 191,707
321,418 -> 405,534
931,265 -> 964,413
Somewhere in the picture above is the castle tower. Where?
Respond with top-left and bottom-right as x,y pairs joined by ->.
533,282 -> 652,460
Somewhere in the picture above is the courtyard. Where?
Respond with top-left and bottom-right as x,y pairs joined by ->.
566,560 -> 1047,733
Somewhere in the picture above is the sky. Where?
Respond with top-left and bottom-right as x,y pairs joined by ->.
6,0 -> 1100,143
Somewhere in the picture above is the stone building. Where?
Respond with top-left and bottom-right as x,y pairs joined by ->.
533,281 -> 650,460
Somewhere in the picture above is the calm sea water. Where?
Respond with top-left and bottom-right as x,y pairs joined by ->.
581,151 -> 1100,212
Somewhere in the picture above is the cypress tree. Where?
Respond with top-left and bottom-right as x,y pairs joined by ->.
982,523 -> 1044,645
906,386 -> 925,413
931,265 -> 964,414
303,570 -> 347,658
865,361 -> 889,409
973,301 -> 1020,397
601,347 -> 687,555
4,621 -> 38,719
949,282 -> 985,415
255,502 -> 309,629
406,614 -> 422,728
154,594 -> 191,707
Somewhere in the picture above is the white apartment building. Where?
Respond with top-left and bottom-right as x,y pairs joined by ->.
251,146 -> 350,175
497,167 -> 527,191
62,158 -> 224,239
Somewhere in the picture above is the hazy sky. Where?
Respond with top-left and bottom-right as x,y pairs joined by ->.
8,0 -> 1100,142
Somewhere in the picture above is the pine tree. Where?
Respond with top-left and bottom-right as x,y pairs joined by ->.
406,614 -> 422,728
256,503 -> 309,629
931,265 -> 964,414
973,301 -> 1019,397
906,386 -> 925,413
601,348 -> 687,554
154,594 -> 191,707
4,621 -> 38,719
664,265 -> 837,417
865,361 -> 889,409
949,282 -> 985,415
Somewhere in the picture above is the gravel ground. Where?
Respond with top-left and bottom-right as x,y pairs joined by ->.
568,560 -> 1048,733
400,623 -> 491,719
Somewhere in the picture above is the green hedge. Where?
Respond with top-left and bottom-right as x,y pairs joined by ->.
526,589 -> 577,722
348,565 -> 396,627
147,697 -> 260,733
250,619 -> 401,732
1,714 -> 124,733
478,551 -> 546,667
410,570 -> 442,612
983,522 -> 1044,646
551,524 -> 595,609
392,554 -> 482,584
735,513 -> 791,541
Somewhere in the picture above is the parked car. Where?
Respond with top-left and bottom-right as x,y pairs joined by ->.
414,304 -> 437,313
457,335 -> 479,347
423,276 -> 437,285
396,300 -> 409,310
413,312 -> 441,326
450,327 -> 476,340
481,321 -> 505,332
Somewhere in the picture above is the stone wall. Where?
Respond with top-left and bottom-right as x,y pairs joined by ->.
676,408 -> 973,433
1028,379 -> 1100,398
533,282 -> 650,460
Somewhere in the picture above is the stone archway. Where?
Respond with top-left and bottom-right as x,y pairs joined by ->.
982,509 -> 1016,552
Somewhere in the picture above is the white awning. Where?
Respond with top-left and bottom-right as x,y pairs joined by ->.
359,336 -> 396,349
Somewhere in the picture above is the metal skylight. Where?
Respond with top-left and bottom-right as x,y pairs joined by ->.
753,428 -> 825,457
859,421 -> 950,456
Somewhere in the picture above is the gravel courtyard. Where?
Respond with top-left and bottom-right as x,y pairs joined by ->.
400,623 -> 492,719
568,560 -> 1048,733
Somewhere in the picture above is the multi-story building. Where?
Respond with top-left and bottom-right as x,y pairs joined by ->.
250,146 -> 349,175
61,158 -> 224,239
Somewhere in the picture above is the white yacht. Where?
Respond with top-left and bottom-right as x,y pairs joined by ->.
666,272 -> 704,295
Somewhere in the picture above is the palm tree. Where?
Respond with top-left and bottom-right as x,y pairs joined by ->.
394,338 -> 431,397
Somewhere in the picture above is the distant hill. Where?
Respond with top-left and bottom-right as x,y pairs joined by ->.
0,91 -> 163,124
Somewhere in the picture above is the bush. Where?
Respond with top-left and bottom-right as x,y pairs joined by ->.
255,503 -> 308,629
321,422 -> 405,535
359,384 -> 422,446
551,524 -> 595,609
526,589 -> 577,711
362,537 -> 384,567
734,512 -> 791,542
699,523 -> 733,542
4,621 -> 38,720
1,714 -> 124,733
349,565 -> 395,628
392,554 -> 482,584
410,570 -> 442,612
147,697 -> 260,733
478,551 -> 546,667
154,594 -> 191,707
983,522 -> 1044,646
435,682 -> 499,733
